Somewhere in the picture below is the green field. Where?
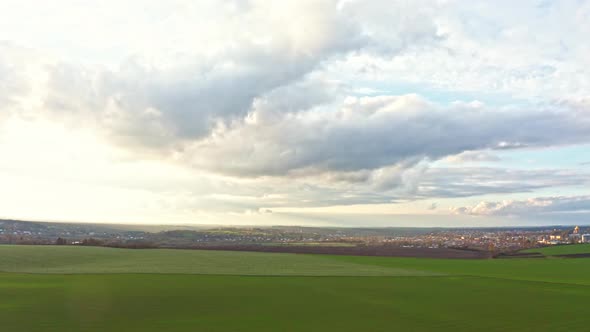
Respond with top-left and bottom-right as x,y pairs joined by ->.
0,245 -> 431,276
523,243 -> 590,256
1,245 -> 590,331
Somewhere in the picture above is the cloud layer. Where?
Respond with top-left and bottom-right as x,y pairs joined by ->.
1,0 -> 590,225
185,95 -> 590,177
451,196 -> 590,221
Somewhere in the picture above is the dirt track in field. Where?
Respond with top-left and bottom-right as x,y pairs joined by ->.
554,253 -> 590,258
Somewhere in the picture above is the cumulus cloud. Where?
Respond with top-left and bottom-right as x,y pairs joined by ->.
0,43 -> 45,118
1,1 -> 365,135
0,47 -> 27,108
419,167 -> 590,199
185,95 -> 590,177
205,166 -> 590,210
445,151 -> 501,163
450,195 -> 590,218
1,1 -> 448,142
324,1 -> 590,102
340,0 -> 443,55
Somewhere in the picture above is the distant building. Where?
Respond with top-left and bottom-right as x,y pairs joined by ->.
569,233 -> 581,243
582,234 -> 590,243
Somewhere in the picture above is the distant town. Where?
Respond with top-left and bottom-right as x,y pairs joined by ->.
1,219 -> 588,258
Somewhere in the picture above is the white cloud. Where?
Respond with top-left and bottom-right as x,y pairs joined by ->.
445,151 -> 501,163
1,1 -> 590,225
451,195 -> 590,218
184,95 -> 590,177
327,1 -> 590,100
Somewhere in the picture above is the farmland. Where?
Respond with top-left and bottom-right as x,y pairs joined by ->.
1,245 -> 590,331
523,243 -> 590,256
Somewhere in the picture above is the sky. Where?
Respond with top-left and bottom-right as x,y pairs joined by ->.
1,0 -> 590,227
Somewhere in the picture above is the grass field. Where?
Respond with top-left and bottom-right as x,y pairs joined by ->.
523,243 -> 590,256
1,245 -> 590,331
0,245 -> 432,276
